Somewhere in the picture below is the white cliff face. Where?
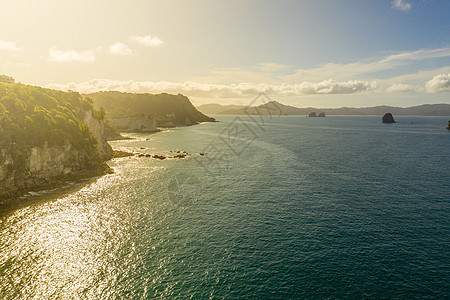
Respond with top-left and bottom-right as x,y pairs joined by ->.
0,109 -> 113,198
28,142 -> 76,177
0,142 -> 89,197
0,150 -> 13,184
82,110 -> 113,159
107,115 -> 158,132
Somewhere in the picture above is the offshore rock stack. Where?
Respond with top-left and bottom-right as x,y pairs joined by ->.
382,113 -> 396,123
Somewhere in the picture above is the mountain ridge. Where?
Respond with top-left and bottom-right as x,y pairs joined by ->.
197,101 -> 450,116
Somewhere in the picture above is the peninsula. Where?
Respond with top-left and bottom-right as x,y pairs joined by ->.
86,91 -> 215,134
0,80 -> 215,199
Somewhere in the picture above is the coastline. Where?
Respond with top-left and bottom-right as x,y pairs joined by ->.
0,150 -> 134,210
0,119 -> 213,217
0,162 -> 114,217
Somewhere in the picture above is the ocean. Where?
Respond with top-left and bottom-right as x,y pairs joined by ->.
1,114 -> 449,299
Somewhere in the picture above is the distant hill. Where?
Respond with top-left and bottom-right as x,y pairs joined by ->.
197,103 -> 248,114
197,101 -> 450,116
86,91 -> 215,127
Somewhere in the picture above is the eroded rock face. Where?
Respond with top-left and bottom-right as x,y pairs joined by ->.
108,115 -> 158,132
0,142 -> 94,197
0,108 -> 113,199
382,113 -> 396,123
82,110 -> 113,160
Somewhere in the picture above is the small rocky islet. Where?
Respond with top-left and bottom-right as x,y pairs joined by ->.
382,113 -> 396,123
114,149 -> 206,160
308,112 -> 326,117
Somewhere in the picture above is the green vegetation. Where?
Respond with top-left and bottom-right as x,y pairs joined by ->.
86,91 -> 215,125
0,81 -> 104,172
0,75 -> 15,83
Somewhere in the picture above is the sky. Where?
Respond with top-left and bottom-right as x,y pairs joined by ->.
0,0 -> 449,108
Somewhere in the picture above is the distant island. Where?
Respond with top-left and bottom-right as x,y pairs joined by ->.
197,101 -> 450,116
308,112 -> 326,117
382,113 -> 396,123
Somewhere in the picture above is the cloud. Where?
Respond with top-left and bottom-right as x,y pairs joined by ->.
48,46 -> 97,63
0,40 -> 21,51
380,48 -> 450,63
258,62 -> 291,73
109,42 -> 135,55
386,83 -> 417,93
425,74 -> 450,92
392,0 -> 411,12
130,35 -> 164,47
45,78 -> 377,98
284,47 -> 450,82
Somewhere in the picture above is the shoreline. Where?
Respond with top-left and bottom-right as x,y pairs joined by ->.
0,150 -> 133,204
0,122 -> 214,216
0,163 -> 114,217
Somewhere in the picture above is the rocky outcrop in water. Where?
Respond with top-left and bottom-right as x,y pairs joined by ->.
382,113 -> 396,123
308,112 -> 317,117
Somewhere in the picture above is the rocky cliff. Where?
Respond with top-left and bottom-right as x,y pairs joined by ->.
82,109 -> 113,159
0,81 -> 112,199
86,91 -> 215,131
382,113 -> 396,123
108,115 -> 158,132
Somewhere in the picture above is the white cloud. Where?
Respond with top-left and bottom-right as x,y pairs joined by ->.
0,40 -> 21,51
392,0 -> 411,12
381,48 -> 450,63
130,35 -> 164,47
109,42 -> 135,55
425,74 -> 450,92
258,62 -> 291,73
43,46 -> 449,98
284,47 -> 450,82
386,83 -> 417,93
48,46 -> 96,63
45,79 -> 377,98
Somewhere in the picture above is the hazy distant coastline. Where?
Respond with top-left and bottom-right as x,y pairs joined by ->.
197,101 -> 450,116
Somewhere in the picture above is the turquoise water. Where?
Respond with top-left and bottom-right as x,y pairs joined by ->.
1,115 -> 449,298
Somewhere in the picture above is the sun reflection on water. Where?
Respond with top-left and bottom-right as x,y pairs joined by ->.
0,162 -> 157,298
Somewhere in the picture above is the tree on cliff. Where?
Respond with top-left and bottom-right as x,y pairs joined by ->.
0,82 -> 106,172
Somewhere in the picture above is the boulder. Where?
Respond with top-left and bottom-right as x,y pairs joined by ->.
318,112 -> 326,117
308,112 -> 317,117
153,155 -> 166,160
382,113 -> 395,123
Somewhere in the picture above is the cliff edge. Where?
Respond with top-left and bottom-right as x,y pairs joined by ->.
0,81 -> 112,199
86,91 -> 215,131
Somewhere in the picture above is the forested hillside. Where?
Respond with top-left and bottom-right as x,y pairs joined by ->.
0,80 -> 112,198
87,91 -> 215,126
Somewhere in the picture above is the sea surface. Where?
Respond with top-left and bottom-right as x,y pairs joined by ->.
1,115 -> 449,299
